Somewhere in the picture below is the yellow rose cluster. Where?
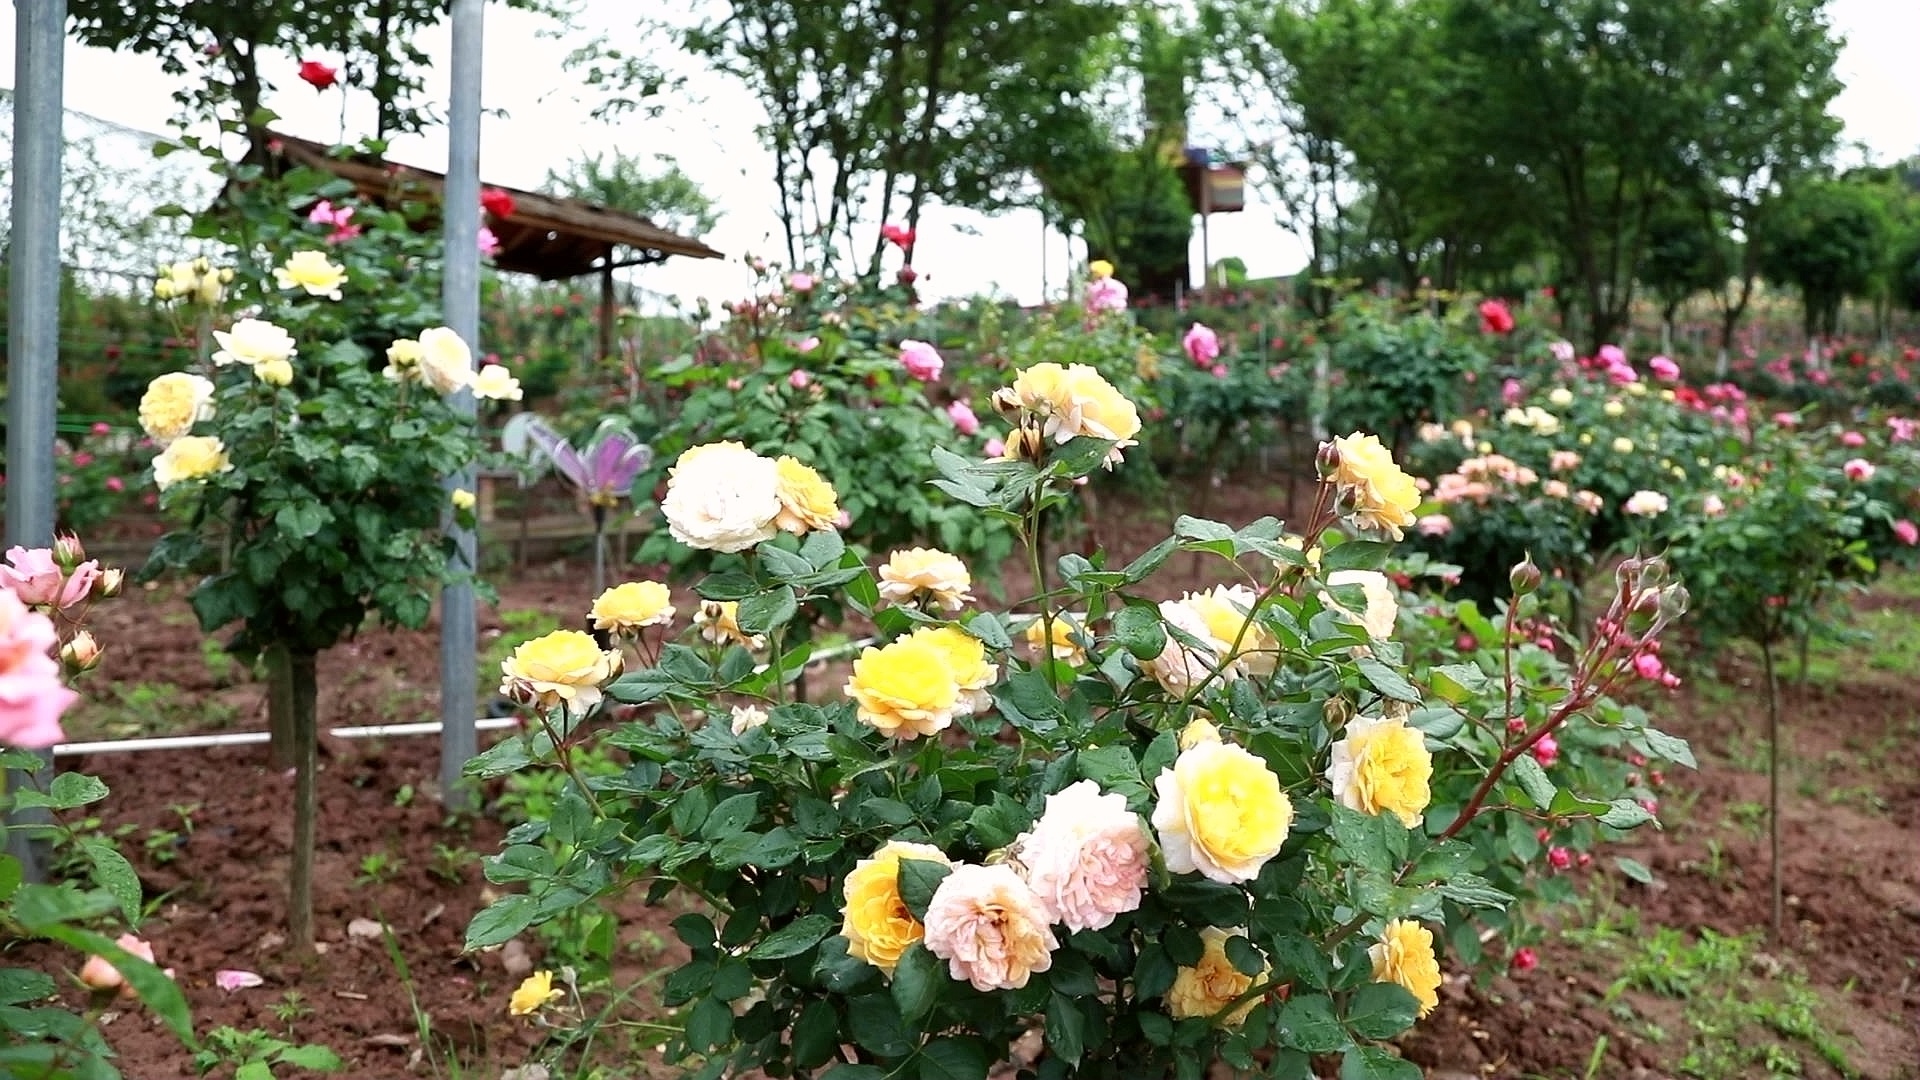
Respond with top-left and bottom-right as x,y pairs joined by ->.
1325,432 -> 1421,540
152,257 -> 232,306
991,362 -> 1142,467
845,624 -> 997,739
660,442 -> 841,554
499,629 -> 623,717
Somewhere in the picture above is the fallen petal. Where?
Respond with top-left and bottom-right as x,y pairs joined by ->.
215,969 -> 264,992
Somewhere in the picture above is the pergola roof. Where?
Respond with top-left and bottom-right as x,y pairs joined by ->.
268,131 -> 726,281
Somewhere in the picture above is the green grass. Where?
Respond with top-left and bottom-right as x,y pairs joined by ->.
64,680 -> 239,740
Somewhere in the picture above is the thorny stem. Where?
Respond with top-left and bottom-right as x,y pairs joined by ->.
536,709 -> 604,817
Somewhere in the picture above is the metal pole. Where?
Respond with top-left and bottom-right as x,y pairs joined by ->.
438,0 -> 484,809
5,0 -> 67,883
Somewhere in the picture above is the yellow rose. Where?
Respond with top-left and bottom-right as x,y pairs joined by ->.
1009,362 -> 1073,415
1626,380 -> 1647,396
1088,259 -> 1114,280
910,625 -> 997,715
1323,570 -> 1399,640
254,358 -> 294,386
138,372 -> 216,443
471,364 -> 523,401
1180,585 -> 1275,676
591,581 -> 675,635
508,970 -> 562,1016
1328,715 -> 1433,828
1061,364 -> 1142,446
1578,432 -> 1594,446
1165,926 -> 1269,1026
1327,433 -> 1420,540
1150,740 -> 1292,884
451,488 -> 477,511
417,326 -> 473,394
1370,919 -> 1443,1017
841,841 -> 952,974
1178,717 -> 1222,750
772,456 -> 840,535
151,435 -> 231,490
1603,399 -> 1625,417
877,547 -> 974,612
846,635 -> 963,739
1612,437 -> 1634,454
499,630 -> 621,716
212,317 -> 297,368
1547,387 -> 1574,406
383,337 -> 426,381
1024,614 -> 1087,666
693,600 -> 766,651
272,250 -> 347,300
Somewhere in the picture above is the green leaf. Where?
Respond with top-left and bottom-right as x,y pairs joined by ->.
462,735 -> 535,779
823,1067 -> 888,1080
1638,727 -> 1697,769
896,858 -> 952,922
1426,663 -> 1489,704
80,839 -> 143,926
1322,540 -> 1392,572
1508,754 -> 1557,810
48,773 -> 109,810
274,502 -> 330,539
1345,982 -> 1420,1039
237,1061 -> 274,1080
684,995 -> 733,1051
918,1036 -> 990,1080
1045,992 -> 1089,1065
1436,874 -> 1514,909
277,1044 -> 344,1070
1329,804 -> 1406,874
890,943 -> 944,1022
1339,1045 -> 1422,1080
1122,536 -> 1177,582
1110,602 -> 1167,660
1599,798 -> 1656,830
1355,657 -> 1421,703
847,992 -> 915,1056
1076,744 -> 1143,792
702,793 -> 760,840
0,968 -> 56,1006
1614,856 -> 1656,885
791,999 -> 841,1069
1405,840 -> 1474,886
735,587 -> 798,636
758,544 -> 815,583
745,913 -> 833,960
464,894 -> 537,950
1224,934 -> 1267,977
1275,993 -> 1345,1053
19,922 -> 193,1045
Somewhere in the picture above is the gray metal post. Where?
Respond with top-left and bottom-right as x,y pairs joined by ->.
5,0 -> 67,881
438,0 -> 484,809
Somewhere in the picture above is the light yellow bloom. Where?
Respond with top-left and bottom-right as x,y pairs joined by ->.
1323,570 -> 1399,640
841,841 -> 952,974
151,435 -> 231,490
1181,585 -> 1276,676
417,326 -> 473,394
846,634 -> 963,740
730,704 -> 769,735
508,970 -> 562,1017
772,456 -> 839,535
1370,919 -> 1442,1018
212,318 -> 298,369
254,358 -> 294,386
911,625 -> 997,716
1024,614 -> 1087,666
1603,399 -> 1625,417
1328,715 -> 1433,828
1178,717 -> 1222,750
138,372 -> 216,443
1326,433 -> 1420,540
1612,437 -> 1634,454
499,630 -> 621,716
1547,387 -> 1574,406
1088,259 -> 1114,280
999,363 -> 1140,466
383,337 -> 426,381
694,600 -> 766,651
1626,381 -> 1647,397
470,364 -> 523,401
1166,926 -> 1269,1027
1151,740 -> 1292,884
877,548 -> 974,612
273,250 -> 347,300
451,488 -> 477,511
591,581 -> 675,635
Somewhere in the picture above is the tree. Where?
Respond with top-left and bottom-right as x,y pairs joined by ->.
1761,177 -> 1890,340
1639,195 -> 1728,352
544,151 -> 720,241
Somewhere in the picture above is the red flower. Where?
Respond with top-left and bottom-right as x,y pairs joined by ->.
481,187 -> 517,220
881,223 -> 916,249
1478,298 -> 1515,335
297,60 -> 339,90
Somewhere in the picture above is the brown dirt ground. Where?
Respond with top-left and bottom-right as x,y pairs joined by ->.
12,477 -> 1919,1079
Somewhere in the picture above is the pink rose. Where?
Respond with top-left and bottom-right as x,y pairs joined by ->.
1772,411 -> 1798,427
1531,733 -> 1558,768
1840,430 -> 1865,447
1549,341 -> 1576,364
1547,847 -> 1573,871
1702,494 -> 1725,517
899,340 -> 943,382
58,561 -> 101,610
1084,276 -> 1128,314
1633,652 -> 1664,680
1842,458 -> 1874,482
78,934 -> 164,998
1648,355 -> 1680,382
789,272 -> 815,293
983,438 -> 1006,459
1013,780 -> 1149,932
1182,323 -> 1220,367
1894,519 -> 1919,546
0,590 -> 75,748
947,400 -> 980,436
796,336 -> 820,354
789,369 -> 812,389
1211,364 -> 1228,378
1888,417 -> 1917,442
1416,514 -> 1453,537
1478,299 -> 1515,335
1502,378 -> 1523,406
105,476 -> 125,493
1511,947 -> 1538,973
1596,344 -> 1625,367
90,422 -> 111,436
477,227 -> 502,258
922,864 -> 1057,991
0,547 -> 64,607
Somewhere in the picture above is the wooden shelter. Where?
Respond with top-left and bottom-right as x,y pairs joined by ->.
267,131 -> 725,358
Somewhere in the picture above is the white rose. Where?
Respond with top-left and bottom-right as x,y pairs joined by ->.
417,326 -> 473,394
660,442 -> 781,553
730,704 -> 769,735
1323,570 -> 1399,639
1140,599 -> 1225,693
211,318 -> 298,368
471,364 -> 523,401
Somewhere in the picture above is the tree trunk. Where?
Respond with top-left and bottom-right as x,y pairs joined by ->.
265,643 -> 296,770
289,650 -> 320,951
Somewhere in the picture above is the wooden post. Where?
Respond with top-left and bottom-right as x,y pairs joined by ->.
598,263 -> 615,369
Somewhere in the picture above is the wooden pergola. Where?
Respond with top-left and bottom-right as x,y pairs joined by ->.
268,131 -> 726,358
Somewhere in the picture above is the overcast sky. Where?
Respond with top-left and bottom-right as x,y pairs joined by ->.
2,0 -> 1915,311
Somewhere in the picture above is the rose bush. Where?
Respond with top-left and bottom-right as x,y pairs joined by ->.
466,364 -> 1686,1079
